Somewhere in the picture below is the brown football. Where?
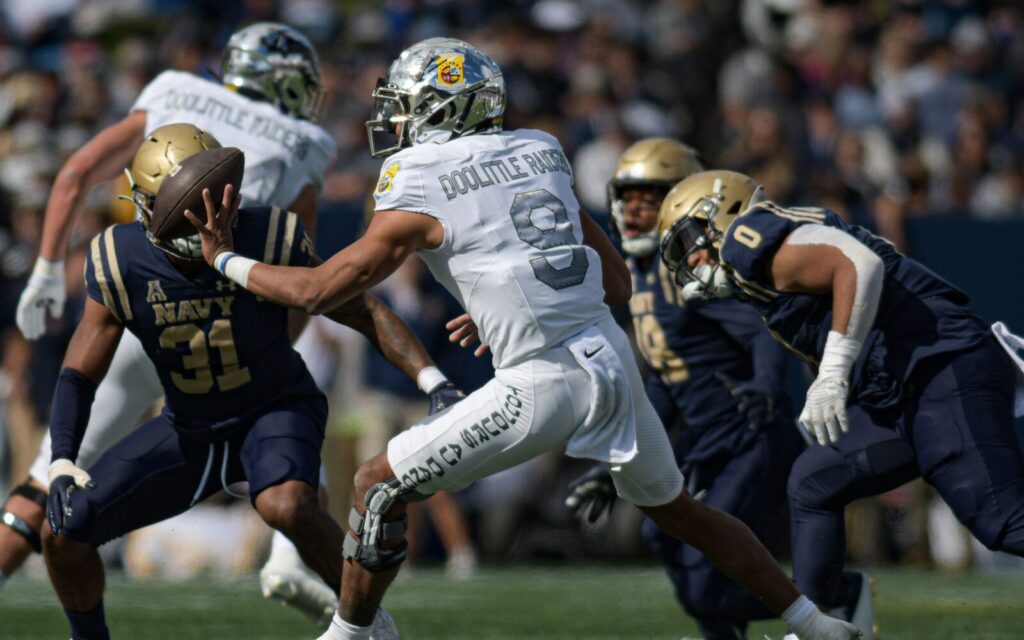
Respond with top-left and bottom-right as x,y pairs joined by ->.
150,147 -> 245,241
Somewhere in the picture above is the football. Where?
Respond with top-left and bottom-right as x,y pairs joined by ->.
150,147 -> 245,241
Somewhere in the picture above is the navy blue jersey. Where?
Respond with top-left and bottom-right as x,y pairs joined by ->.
85,207 -> 322,438
628,255 -> 789,460
720,202 -> 990,409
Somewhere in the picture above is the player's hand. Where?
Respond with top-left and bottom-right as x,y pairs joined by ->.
798,373 -> 850,446
446,313 -> 489,357
716,373 -> 775,432
565,466 -> 617,524
46,459 -> 94,536
428,381 -> 465,415
185,185 -> 241,267
16,258 -> 66,340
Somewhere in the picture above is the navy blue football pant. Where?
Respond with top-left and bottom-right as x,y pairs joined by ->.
642,418 -> 802,640
60,394 -> 326,547
789,337 -> 1024,606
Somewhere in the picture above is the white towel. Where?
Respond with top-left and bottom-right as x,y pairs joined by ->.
992,321 -> 1024,417
562,325 -> 639,464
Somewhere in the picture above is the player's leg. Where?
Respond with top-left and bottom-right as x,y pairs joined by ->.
42,414 -> 221,639
0,333 -> 161,583
660,426 -> 800,639
325,354 -> 590,638
786,404 -> 918,608
908,339 -> 1024,555
243,396 -> 343,595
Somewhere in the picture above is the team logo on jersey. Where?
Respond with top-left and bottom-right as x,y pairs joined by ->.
374,162 -> 400,200
215,279 -> 237,293
146,279 -> 167,303
436,54 -> 464,87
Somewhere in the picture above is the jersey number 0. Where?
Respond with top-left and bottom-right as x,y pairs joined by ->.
509,189 -> 589,290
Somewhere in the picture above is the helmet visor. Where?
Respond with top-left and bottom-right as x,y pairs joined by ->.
365,79 -> 411,158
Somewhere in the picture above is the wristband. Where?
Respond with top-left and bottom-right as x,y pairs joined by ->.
417,366 -> 448,394
214,251 -> 257,288
32,257 -> 64,278
48,459 -> 76,485
781,595 -> 818,630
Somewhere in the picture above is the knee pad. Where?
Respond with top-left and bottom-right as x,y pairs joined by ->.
1,481 -> 47,553
342,478 -> 411,572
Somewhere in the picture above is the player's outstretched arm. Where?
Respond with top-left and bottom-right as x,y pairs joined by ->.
770,227 -> 883,445
188,189 -> 442,315
580,209 -> 632,306
17,111 -> 146,339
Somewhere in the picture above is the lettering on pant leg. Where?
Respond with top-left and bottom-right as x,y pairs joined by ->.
490,411 -> 510,431
440,443 -> 463,467
470,423 -> 491,442
461,429 -> 478,449
425,457 -> 445,477
481,417 -> 501,437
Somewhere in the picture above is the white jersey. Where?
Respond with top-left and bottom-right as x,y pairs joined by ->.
132,70 -> 336,208
372,129 -> 610,369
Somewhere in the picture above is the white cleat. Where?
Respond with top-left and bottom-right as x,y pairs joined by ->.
259,547 -> 337,628
370,607 -> 400,640
842,571 -> 878,640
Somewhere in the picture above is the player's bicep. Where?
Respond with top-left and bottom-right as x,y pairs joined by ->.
770,239 -> 844,294
61,297 -> 123,383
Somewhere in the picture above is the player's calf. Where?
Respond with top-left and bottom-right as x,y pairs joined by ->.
0,481 -> 48,579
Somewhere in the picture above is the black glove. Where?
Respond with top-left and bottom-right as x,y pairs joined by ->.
46,475 -> 79,537
565,466 -> 617,524
428,381 -> 466,415
716,372 -> 776,432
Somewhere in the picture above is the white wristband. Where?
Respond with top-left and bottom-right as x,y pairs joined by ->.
781,595 -> 818,631
33,257 -> 64,278
214,251 -> 257,288
819,330 -> 861,379
417,366 -> 448,393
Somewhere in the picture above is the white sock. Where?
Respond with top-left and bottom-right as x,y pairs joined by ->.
318,612 -> 372,640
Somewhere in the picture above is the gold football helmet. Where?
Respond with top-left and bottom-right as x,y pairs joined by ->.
122,123 -> 221,260
608,138 -> 703,257
658,170 -> 763,298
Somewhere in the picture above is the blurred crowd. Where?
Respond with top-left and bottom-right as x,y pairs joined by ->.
1,0 -> 1023,576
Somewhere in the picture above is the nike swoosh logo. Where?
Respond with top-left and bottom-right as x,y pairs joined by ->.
583,345 -> 604,358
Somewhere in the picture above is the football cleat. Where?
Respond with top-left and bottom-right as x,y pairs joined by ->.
259,546 -> 337,628
830,570 -> 878,640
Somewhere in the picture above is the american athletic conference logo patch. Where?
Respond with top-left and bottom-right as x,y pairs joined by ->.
436,54 -> 464,87
374,162 -> 400,200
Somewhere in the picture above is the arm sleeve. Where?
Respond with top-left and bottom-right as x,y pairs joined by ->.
49,368 -> 98,462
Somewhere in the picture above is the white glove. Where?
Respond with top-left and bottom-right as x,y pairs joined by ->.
799,331 -> 861,446
784,595 -> 863,640
16,257 -> 66,340
799,374 -> 850,445
48,458 -> 93,489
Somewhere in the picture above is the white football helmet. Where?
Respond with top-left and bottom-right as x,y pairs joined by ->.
220,22 -> 324,121
366,37 -> 505,158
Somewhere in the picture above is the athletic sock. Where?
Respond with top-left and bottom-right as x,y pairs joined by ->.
65,599 -> 110,640
318,612 -> 372,640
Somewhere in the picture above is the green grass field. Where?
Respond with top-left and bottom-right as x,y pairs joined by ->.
3,565 -> 1024,639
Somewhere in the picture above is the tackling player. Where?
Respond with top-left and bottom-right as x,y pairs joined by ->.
1,22 -> 339,621
658,170 -> 1024,638
564,139 -> 803,640
188,38 -> 860,640
41,123 -> 457,640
